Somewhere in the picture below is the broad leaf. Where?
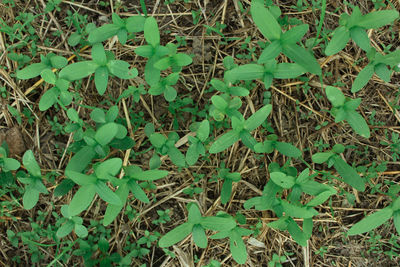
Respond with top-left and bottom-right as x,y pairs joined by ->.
325,26 -> 350,56
244,104 -> 272,131
251,0 -> 281,41
159,222 -> 193,247
95,181 -> 121,206
348,207 -> 393,235
17,63 -> 47,80
23,187 -> 39,210
94,66 -> 109,96
274,63 -> 305,79
68,184 -> 96,216
88,24 -> 121,43
275,142 -> 302,158
95,122 -> 118,146
192,224 -> 207,248
144,17 -> 160,47
209,130 -> 240,154
23,150 -> 41,177
333,157 -> 365,192
103,185 -> 129,226
282,43 -> 321,75
356,10 -> 399,29
351,64 -> 374,93
59,61 -> 98,81
346,111 -> 370,138
325,86 -> 345,107
350,27 -> 371,51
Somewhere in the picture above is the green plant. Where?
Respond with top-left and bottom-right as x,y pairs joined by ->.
325,86 -> 370,138
209,104 -> 272,153
325,6 -> 398,55
312,144 -> 365,191
17,150 -> 48,210
251,0 -> 321,75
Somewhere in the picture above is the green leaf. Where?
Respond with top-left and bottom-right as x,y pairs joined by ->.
54,179 -> 75,197
274,63 -> 305,79
197,120 -> 210,142
90,108 -> 106,123
144,17 -> 160,47
287,219 -> 308,246
23,150 -> 41,177
103,184 -> 129,226
39,88 -> 57,111
346,111 -> 370,138
74,224 -> 88,238
270,172 -> 295,189
211,95 -> 228,111
66,146 -> 96,172
307,190 -> 335,206
374,63 -> 391,82
107,60 -> 137,79
135,45 -> 154,58
200,216 -> 236,231
351,64 -> 374,93
281,200 -> 318,218
95,181 -> 121,206
88,24 -> 121,44
159,222 -> 193,247
281,24 -> 309,44
225,64 -> 264,82
188,203 -> 202,224
65,170 -> 97,186
3,158 -> 20,171
41,69 -> 56,84
282,43 -> 321,75
186,144 -> 199,166
95,122 -> 118,146
94,66 -> 109,96
128,181 -> 149,203
275,142 -> 302,158
230,231 -> 248,264
221,180 -> 233,205
325,26 -> 350,56
348,207 -> 393,235
258,40 -> 282,63
91,43 -> 107,65
173,53 -> 192,67
67,108 -> 79,122
126,16 -> 146,33
312,152 -> 334,164
59,61 -> 98,81
244,104 -> 272,131
57,220 -> 74,238
333,157 -> 365,192
149,133 -> 167,148
168,147 -> 186,167
131,170 -> 169,181
350,27 -> 371,51
356,10 -> 399,29
251,0 -> 281,41
164,86 -> 177,102
23,187 -> 39,210
17,63 -> 47,79
49,55 -> 68,69
95,158 -> 122,178
209,130 -> 240,154
68,184 -> 96,216
192,224 -> 207,248
394,211 -> 400,236
325,86 -> 345,107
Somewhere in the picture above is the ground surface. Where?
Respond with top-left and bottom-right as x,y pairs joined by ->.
1,0 -> 400,266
